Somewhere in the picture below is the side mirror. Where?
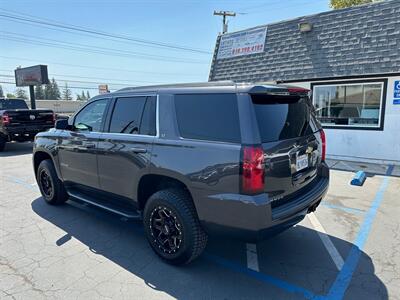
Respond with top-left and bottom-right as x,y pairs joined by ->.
55,119 -> 70,130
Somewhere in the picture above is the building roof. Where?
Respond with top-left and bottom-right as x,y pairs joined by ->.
209,0 -> 400,83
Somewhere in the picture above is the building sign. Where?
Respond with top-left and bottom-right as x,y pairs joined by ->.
394,80 -> 400,104
217,27 -> 267,60
15,65 -> 49,87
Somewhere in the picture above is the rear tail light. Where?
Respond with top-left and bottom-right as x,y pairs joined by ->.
320,129 -> 326,161
241,145 -> 265,195
2,113 -> 10,126
287,87 -> 310,96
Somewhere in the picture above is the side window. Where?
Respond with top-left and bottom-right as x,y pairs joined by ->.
139,97 -> 157,136
174,94 -> 241,143
74,99 -> 108,132
109,97 -> 147,134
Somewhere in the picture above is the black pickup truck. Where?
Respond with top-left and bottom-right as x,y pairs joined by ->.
0,98 -> 55,152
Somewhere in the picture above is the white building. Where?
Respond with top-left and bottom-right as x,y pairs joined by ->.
209,1 -> 400,164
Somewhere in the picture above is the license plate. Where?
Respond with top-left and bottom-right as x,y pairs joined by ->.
296,154 -> 308,172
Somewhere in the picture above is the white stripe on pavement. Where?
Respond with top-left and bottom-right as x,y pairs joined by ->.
308,212 -> 344,270
246,243 -> 259,271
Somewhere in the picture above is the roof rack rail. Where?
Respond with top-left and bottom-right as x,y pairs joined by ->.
116,80 -> 236,92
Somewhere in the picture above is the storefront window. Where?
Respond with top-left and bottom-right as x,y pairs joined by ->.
313,82 -> 384,128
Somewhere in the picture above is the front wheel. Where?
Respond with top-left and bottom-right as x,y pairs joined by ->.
143,189 -> 208,265
37,159 -> 68,205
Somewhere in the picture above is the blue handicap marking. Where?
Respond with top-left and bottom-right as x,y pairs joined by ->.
394,80 -> 400,103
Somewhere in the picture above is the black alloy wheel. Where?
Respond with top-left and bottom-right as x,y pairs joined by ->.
149,205 -> 183,254
39,168 -> 54,199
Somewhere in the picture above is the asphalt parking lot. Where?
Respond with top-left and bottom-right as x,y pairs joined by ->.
1,143 -> 399,300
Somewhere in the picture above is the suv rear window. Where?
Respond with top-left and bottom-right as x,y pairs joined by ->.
251,94 -> 318,143
174,94 -> 241,143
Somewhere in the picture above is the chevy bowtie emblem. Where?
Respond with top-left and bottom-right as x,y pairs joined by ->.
29,115 -> 36,120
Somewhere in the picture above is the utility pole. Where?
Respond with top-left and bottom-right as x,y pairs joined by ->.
213,11 -> 236,34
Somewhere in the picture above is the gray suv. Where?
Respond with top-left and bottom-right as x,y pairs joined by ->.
33,82 -> 329,265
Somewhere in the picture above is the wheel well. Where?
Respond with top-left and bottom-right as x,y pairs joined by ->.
33,151 -> 52,176
137,174 -> 192,210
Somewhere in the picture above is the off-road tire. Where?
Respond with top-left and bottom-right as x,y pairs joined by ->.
37,159 -> 68,205
143,188 -> 208,265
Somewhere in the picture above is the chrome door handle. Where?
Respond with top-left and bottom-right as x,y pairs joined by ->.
129,147 -> 147,153
85,143 -> 96,149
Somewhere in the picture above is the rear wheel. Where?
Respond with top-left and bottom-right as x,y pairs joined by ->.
37,159 -> 68,205
143,189 -> 207,265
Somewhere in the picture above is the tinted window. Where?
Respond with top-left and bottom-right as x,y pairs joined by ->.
174,94 -> 240,143
109,96 -> 155,135
0,99 -> 28,110
74,99 -> 108,132
252,95 -> 318,143
139,97 -> 157,136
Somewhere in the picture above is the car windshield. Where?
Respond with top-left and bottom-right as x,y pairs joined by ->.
0,99 -> 29,110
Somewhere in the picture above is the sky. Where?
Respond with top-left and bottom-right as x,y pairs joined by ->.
0,0 -> 330,99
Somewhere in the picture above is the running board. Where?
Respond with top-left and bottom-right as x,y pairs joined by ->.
67,190 -> 142,219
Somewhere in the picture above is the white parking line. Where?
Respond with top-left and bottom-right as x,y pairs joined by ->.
246,243 -> 259,271
308,213 -> 344,270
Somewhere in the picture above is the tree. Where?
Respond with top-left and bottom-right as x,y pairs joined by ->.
0,85 -> 4,98
6,93 -> 15,98
15,88 -> 28,99
44,78 -> 61,100
62,83 -> 73,100
81,91 -> 87,100
330,0 -> 374,9
86,91 -> 91,100
35,85 -> 45,100
51,78 -> 61,100
44,82 -> 53,100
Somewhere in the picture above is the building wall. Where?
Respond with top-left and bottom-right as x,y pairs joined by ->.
288,76 -> 400,164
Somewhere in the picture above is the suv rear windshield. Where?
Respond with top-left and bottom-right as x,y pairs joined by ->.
0,99 -> 28,110
174,93 -> 241,143
251,94 -> 319,143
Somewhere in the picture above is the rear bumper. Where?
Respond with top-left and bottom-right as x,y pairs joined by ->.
195,162 -> 329,241
2,125 -> 53,140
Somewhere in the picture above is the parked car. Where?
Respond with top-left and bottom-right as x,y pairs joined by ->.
0,98 -> 55,152
32,82 -> 329,265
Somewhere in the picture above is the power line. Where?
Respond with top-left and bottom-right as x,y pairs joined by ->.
1,31 -> 208,63
0,69 -> 164,84
0,80 -> 112,91
0,73 -> 154,86
0,10 -> 212,55
1,34 -> 208,64
0,55 -> 204,77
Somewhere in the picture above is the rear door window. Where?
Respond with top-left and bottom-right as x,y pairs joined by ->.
251,94 -> 319,143
174,93 -> 241,143
109,96 -> 156,135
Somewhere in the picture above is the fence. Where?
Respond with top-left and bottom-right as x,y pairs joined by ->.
25,100 -> 85,114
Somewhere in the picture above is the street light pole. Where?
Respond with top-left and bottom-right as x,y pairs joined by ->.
213,11 -> 236,34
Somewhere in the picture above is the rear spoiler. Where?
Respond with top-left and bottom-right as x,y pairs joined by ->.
248,85 -> 310,97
